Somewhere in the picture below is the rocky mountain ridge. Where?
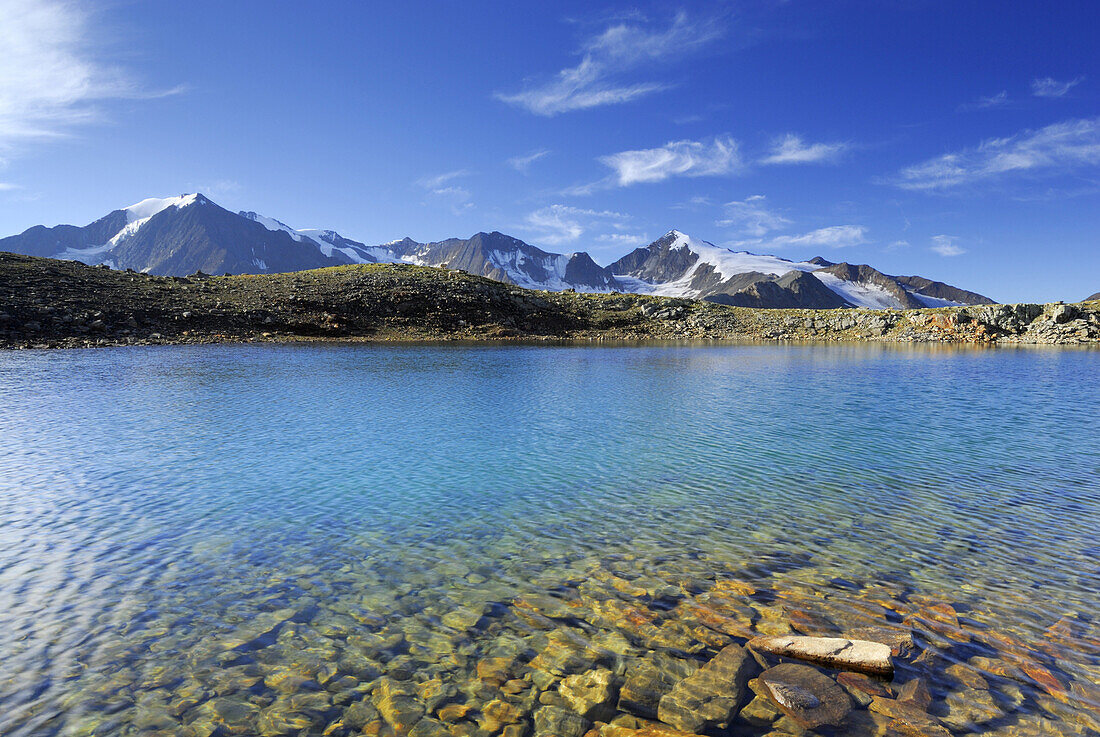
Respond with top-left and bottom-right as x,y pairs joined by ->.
0,252 -> 1093,350
0,194 -> 996,310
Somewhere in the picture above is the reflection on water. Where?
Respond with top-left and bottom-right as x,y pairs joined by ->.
0,343 -> 1097,736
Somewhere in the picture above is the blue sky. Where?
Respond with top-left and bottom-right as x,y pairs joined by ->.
0,0 -> 1098,302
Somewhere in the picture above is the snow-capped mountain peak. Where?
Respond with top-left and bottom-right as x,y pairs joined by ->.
124,194 -> 202,222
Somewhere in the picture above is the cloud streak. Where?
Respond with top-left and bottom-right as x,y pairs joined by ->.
0,0 -> 182,154
521,204 -> 632,246
760,134 -> 847,165
598,135 -> 742,186
496,12 -> 722,116
766,225 -> 868,249
716,195 -> 790,237
1031,76 -> 1084,98
507,150 -> 550,173
892,117 -> 1100,191
417,170 -> 474,214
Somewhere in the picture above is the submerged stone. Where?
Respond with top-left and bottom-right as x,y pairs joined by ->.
559,668 -> 620,722
617,654 -> 699,719
656,644 -> 754,733
533,705 -> 591,737
759,663 -> 850,729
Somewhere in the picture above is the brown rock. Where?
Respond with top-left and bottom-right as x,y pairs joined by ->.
869,697 -> 948,736
478,699 -> 524,734
943,663 -> 988,691
533,705 -> 591,737
437,704 -> 471,723
836,672 -> 891,706
759,663 -> 850,729
559,669 -> 619,722
617,654 -> 698,719
656,644 -> 754,733
896,678 -> 932,711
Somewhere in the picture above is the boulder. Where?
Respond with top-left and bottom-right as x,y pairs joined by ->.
533,705 -> 591,737
758,663 -> 850,729
748,635 -> 893,676
617,654 -> 699,719
559,668 -> 619,722
656,645 -> 754,733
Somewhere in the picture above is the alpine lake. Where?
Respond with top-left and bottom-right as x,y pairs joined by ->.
0,342 -> 1097,737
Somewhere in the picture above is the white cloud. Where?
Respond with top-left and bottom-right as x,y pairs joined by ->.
760,134 -> 847,165
417,170 -> 470,189
1031,76 -> 1084,98
496,12 -> 722,116
0,0 -> 182,155
893,117 -> 1100,191
766,225 -> 868,249
931,235 -> 965,256
716,195 -> 791,237
595,232 -> 650,248
959,90 -> 1009,111
507,150 -> 550,173
598,135 -> 742,186
0,182 -> 20,191
521,204 -> 630,246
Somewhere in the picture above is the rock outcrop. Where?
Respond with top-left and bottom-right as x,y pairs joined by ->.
748,635 -> 894,676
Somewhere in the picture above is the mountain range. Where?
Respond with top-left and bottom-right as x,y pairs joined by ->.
0,193 -> 995,310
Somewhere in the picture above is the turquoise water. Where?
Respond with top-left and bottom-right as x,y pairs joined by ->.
0,343 -> 1097,736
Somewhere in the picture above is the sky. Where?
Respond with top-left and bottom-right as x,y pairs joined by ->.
0,0 -> 1098,302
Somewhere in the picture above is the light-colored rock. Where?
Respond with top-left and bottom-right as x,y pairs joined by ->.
748,635 -> 893,676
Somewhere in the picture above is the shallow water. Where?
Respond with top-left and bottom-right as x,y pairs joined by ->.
0,343 -> 1097,736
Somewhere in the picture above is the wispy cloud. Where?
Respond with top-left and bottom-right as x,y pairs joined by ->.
765,225 -> 868,249
0,0 -> 183,155
0,182 -> 20,191
595,232 -> 650,249
598,135 -> 742,186
892,117 -> 1100,191
717,195 -> 790,237
959,90 -> 1009,111
521,204 -> 631,246
1031,76 -> 1084,98
417,170 -> 474,214
931,235 -> 965,256
760,134 -> 847,165
507,150 -> 550,174
496,12 -> 722,116
417,170 -> 470,189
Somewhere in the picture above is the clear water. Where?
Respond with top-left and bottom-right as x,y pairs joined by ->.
0,343 -> 1097,737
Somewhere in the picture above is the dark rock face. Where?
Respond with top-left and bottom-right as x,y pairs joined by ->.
609,232 -> 699,283
895,274 -> 996,305
703,271 -> 850,310
759,663 -> 851,729
1086,292 -> 1100,301
0,211 -> 129,259
657,644 -> 754,733
398,232 -> 621,292
815,263 -> 925,309
110,197 -> 341,275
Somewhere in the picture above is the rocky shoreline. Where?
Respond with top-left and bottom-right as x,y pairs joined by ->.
1,252 -> 1097,349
